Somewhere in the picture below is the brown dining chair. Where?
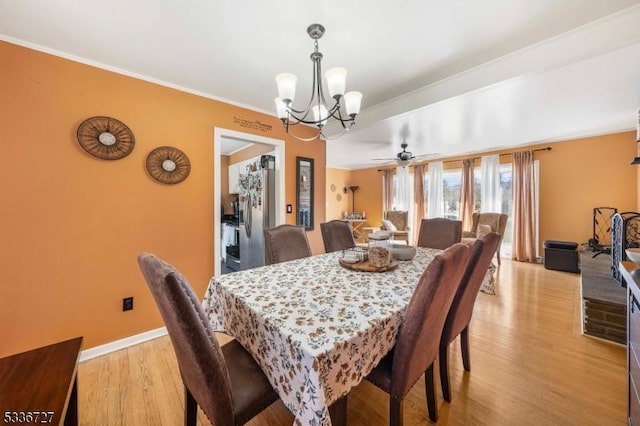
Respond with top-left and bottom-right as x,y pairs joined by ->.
137,253 -> 280,426
320,220 -> 356,253
416,218 -> 462,249
365,243 -> 471,425
439,232 -> 501,403
264,224 -> 312,265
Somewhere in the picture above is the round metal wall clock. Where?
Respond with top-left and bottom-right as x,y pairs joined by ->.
145,146 -> 191,184
77,116 -> 135,160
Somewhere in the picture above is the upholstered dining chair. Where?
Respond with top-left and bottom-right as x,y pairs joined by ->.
264,224 -> 312,265
439,232 -> 501,403
365,243 -> 471,425
320,220 -> 356,253
382,210 -> 410,243
416,218 -> 462,250
461,212 -> 508,265
137,253 -> 280,426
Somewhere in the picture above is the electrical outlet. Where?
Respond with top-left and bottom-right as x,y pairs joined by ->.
123,297 -> 134,311
286,204 -> 292,214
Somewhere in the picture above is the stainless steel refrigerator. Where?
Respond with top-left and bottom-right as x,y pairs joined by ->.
238,155 -> 276,270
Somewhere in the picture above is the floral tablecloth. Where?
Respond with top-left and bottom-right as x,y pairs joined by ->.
203,248 -> 442,426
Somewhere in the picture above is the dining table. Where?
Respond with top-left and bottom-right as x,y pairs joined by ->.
202,247 -> 443,426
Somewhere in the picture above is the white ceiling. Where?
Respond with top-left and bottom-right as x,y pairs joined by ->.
1,0 -> 640,169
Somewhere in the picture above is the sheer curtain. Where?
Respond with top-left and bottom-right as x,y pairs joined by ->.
427,161 -> 444,217
412,164 -> 426,243
382,169 -> 394,212
481,154 -> 501,212
395,166 -> 411,211
460,159 -> 474,231
512,151 -> 536,262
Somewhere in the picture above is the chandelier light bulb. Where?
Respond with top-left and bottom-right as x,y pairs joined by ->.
344,91 -> 363,117
325,67 -> 347,99
312,105 -> 329,126
276,73 -> 297,103
274,97 -> 288,119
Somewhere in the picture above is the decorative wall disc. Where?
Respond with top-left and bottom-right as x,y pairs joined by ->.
77,116 -> 135,160
146,146 -> 191,184
330,184 -> 336,192
336,193 -> 342,201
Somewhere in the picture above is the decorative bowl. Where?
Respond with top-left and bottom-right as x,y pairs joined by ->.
626,248 -> 640,264
389,244 -> 416,261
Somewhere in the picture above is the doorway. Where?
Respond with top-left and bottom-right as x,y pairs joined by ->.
213,128 -> 285,277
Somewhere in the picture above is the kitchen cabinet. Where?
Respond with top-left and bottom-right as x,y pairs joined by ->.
228,163 -> 240,194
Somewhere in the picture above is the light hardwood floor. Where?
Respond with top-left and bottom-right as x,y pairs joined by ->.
79,259 -> 626,425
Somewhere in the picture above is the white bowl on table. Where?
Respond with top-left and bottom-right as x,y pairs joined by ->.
626,248 -> 640,264
389,244 -> 416,261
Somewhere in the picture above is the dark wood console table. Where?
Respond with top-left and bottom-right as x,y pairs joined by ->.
0,337 -> 83,425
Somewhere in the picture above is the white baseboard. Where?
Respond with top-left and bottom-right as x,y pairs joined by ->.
79,327 -> 168,362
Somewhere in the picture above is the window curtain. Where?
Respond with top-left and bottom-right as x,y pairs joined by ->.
412,164 -> 426,244
382,168 -> 394,212
512,151 -> 536,262
395,166 -> 411,211
481,154 -> 501,212
427,161 -> 444,217
460,159 -> 474,231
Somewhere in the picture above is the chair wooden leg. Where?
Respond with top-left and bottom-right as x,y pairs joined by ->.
439,342 -> 451,403
390,396 -> 403,426
496,248 -> 501,265
185,386 -> 197,426
425,362 -> 438,422
461,326 -> 471,371
328,395 -> 348,426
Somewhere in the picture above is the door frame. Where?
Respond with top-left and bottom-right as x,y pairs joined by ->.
213,127 -> 285,277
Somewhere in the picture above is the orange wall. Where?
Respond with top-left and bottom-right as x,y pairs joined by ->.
0,41 -> 322,357
536,132 -> 636,247
341,132 -> 637,251
350,168 -> 384,228
325,168 -> 351,220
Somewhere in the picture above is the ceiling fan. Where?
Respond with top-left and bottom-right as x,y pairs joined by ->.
372,143 -> 437,167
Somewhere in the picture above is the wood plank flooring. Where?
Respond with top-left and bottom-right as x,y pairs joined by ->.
78,259 -> 626,425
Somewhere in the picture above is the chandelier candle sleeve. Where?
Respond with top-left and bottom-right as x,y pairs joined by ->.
274,23 -> 362,141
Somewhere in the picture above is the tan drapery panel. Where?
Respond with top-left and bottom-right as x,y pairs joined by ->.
412,165 -> 426,244
460,159 -> 474,231
512,151 -> 536,262
382,169 -> 394,212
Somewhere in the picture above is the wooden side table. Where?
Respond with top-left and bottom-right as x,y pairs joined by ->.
0,337 -> 83,425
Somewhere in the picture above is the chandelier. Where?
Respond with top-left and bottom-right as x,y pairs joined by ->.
274,24 -> 363,141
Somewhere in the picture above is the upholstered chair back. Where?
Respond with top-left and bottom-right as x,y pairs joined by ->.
320,220 -> 356,253
264,224 -> 312,265
417,218 -> 462,250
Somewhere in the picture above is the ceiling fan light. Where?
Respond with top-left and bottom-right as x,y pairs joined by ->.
274,97 -> 288,119
344,91 -> 362,117
325,67 -> 347,98
312,104 -> 329,126
276,73 -> 297,103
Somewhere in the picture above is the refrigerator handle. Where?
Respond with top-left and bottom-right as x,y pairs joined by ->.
245,193 -> 252,238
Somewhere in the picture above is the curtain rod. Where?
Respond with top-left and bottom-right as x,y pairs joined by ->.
443,146 -> 552,164
377,146 -> 552,171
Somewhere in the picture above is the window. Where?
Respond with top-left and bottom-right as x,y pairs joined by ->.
421,161 -> 539,258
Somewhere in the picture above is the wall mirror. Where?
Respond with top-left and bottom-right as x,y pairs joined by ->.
296,157 -> 314,230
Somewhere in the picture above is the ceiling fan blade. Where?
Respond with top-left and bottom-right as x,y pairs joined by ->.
412,153 -> 440,159
371,157 -> 399,161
